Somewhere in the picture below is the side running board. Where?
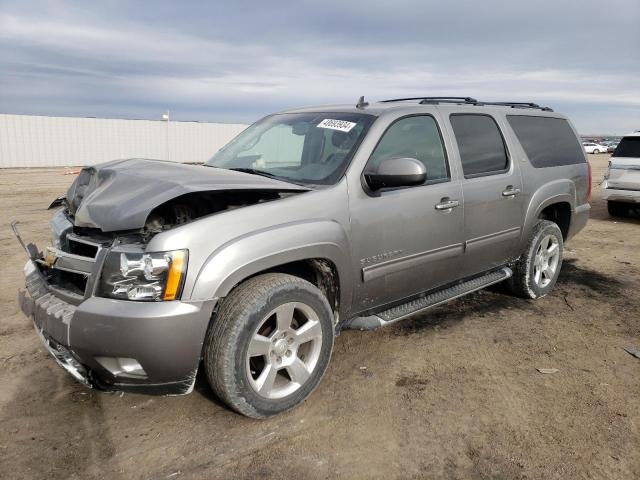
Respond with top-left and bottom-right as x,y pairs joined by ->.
346,267 -> 512,330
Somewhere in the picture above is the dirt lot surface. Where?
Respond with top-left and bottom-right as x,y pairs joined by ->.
1,154 -> 639,479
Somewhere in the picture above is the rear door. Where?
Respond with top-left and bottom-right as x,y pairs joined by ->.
445,112 -> 525,276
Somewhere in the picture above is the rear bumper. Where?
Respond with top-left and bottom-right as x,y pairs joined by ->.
567,203 -> 590,240
20,260 -> 215,395
601,183 -> 640,203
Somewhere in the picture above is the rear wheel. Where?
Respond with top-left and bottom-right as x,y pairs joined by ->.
508,220 -> 563,299
204,273 -> 334,418
608,200 -> 629,218
593,149 -> 600,154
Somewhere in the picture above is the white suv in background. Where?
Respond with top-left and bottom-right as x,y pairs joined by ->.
583,142 -> 608,154
602,132 -> 640,216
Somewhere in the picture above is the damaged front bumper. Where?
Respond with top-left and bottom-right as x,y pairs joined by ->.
19,265 -> 90,387
15,224 -> 215,396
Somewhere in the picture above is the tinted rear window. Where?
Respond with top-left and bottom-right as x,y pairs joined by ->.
613,137 -> 640,158
450,114 -> 509,177
507,115 -> 585,168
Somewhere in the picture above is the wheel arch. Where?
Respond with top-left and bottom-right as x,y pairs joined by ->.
225,258 -> 341,324
539,201 -> 572,240
522,180 -> 576,244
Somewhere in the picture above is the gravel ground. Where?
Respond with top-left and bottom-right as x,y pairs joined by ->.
0,154 -> 638,479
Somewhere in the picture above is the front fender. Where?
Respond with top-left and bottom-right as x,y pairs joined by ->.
189,219 -> 352,314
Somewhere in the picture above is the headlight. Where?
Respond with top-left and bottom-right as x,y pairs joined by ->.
99,249 -> 188,301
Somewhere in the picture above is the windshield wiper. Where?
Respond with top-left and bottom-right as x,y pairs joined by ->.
227,167 -> 279,179
207,166 -> 311,188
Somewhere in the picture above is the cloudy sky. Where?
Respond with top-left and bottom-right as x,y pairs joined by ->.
1,0 -> 638,134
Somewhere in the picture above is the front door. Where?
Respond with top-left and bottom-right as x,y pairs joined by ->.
446,113 -> 525,276
349,114 -> 465,312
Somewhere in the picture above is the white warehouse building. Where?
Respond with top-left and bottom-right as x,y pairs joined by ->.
0,114 -> 248,168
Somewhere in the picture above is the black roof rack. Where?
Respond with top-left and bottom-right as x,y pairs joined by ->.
379,97 -> 553,112
479,101 -> 554,112
380,96 -> 478,104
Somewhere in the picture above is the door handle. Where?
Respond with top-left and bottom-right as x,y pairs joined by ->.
435,199 -> 460,211
502,186 -> 521,197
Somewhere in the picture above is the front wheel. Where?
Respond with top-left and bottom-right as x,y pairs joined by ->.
204,273 -> 335,418
592,149 -> 600,154
508,220 -> 563,299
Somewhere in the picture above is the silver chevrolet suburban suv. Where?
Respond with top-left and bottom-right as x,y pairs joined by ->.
15,96 -> 591,418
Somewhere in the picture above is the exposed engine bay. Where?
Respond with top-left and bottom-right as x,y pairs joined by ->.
140,190 -> 297,241
58,189 -> 300,248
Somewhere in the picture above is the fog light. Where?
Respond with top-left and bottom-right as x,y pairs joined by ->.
95,357 -> 147,379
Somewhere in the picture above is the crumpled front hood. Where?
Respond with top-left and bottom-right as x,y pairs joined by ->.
66,158 -> 309,232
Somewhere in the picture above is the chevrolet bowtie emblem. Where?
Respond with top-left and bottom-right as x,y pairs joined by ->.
44,248 -> 58,267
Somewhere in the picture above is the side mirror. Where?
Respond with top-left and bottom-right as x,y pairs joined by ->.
365,157 -> 427,190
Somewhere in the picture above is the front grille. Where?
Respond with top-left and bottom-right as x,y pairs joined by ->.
67,236 -> 99,258
50,269 -> 88,297
44,232 -> 108,298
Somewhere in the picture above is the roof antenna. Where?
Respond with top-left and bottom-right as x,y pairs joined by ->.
356,95 -> 369,109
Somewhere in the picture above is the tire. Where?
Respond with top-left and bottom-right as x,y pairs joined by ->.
593,149 -> 600,154
204,273 -> 335,418
608,200 -> 629,218
508,220 -> 563,299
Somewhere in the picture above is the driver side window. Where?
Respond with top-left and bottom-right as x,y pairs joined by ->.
368,115 -> 449,182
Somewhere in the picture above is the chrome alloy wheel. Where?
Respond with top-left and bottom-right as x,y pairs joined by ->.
533,234 -> 560,288
245,302 -> 323,399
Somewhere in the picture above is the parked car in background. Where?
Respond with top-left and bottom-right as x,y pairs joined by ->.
602,132 -> 640,216
583,142 -> 608,154
14,96 -> 591,418
606,142 -> 618,153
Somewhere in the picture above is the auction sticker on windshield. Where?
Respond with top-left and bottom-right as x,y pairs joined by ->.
317,119 -> 357,132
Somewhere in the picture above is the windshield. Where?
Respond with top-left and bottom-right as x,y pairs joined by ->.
613,137 -> 640,158
206,112 -> 374,185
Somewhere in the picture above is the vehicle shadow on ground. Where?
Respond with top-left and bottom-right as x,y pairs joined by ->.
191,368 -> 230,407
394,286 -> 542,336
589,203 -> 640,224
0,368 -> 124,480
556,259 -> 624,296
395,259 -> 624,336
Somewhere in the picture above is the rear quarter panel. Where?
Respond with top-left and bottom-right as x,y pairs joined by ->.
499,112 -> 590,245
